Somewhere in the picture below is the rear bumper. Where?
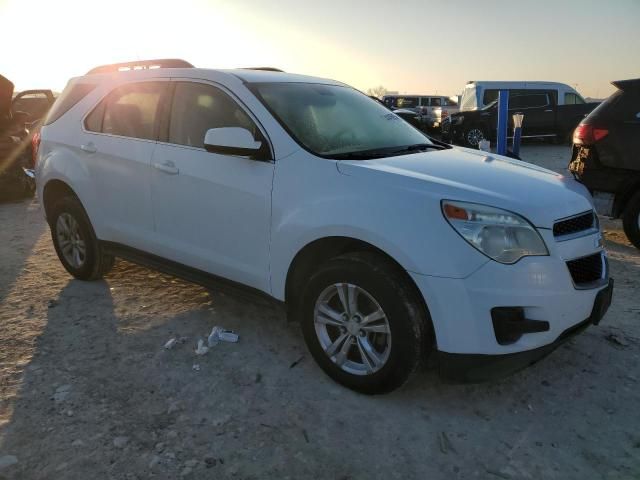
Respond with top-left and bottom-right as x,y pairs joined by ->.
437,278 -> 613,382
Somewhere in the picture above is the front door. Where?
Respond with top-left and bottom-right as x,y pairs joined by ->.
150,80 -> 274,292
508,90 -> 556,136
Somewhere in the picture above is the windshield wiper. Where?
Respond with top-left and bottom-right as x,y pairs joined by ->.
390,143 -> 447,154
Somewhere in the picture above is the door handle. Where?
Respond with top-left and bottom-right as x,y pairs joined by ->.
153,161 -> 179,175
80,142 -> 96,154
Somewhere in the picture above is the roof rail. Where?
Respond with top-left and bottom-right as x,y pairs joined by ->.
242,67 -> 284,72
86,59 -> 194,75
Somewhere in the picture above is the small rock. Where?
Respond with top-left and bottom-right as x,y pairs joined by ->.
155,442 -> 165,453
149,455 -> 162,468
71,439 -> 84,447
113,436 -> 129,448
192,364 -> 200,372
541,380 -> 550,387
204,457 -> 217,468
66,410 -> 74,417
47,299 -> 59,308
195,339 -> 209,356
164,338 -> 178,350
53,384 -> 72,403
438,431 -> 456,454
0,455 -> 18,470
180,467 -> 193,477
605,333 -> 629,347
167,402 -> 182,414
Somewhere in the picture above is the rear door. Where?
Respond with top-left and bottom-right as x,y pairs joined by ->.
508,90 -> 556,135
81,80 -> 168,248
149,80 -> 274,292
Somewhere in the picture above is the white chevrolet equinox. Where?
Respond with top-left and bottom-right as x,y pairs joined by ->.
35,59 -> 613,394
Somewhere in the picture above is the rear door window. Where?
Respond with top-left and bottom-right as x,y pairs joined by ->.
564,92 -> 585,105
86,82 -> 166,140
509,91 -> 550,109
430,97 -> 442,107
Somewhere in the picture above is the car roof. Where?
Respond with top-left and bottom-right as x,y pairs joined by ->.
79,66 -> 345,87
465,81 -> 575,90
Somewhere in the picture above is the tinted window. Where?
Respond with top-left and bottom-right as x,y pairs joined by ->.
430,97 -> 442,107
44,83 -> 96,126
565,92 -> 585,105
483,89 -> 499,105
168,82 -> 257,148
395,97 -> 419,108
510,93 -> 550,109
97,83 -> 165,140
443,97 -> 458,106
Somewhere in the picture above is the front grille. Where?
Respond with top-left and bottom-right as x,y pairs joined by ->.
566,252 -> 603,286
553,211 -> 595,238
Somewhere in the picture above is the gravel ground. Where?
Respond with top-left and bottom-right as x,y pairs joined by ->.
1,144 -> 639,479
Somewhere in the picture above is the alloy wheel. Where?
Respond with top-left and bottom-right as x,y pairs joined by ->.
56,213 -> 87,269
313,283 -> 392,376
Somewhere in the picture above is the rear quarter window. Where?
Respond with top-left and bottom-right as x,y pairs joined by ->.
44,83 -> 97,125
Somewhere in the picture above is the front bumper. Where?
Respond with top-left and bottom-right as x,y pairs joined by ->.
410,230 -> 612,370
437,278 -> 613,382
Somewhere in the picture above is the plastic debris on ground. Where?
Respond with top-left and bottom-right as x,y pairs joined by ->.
164,338 -> 178,350
195,339 -> 209,356
208,326 -> 239,347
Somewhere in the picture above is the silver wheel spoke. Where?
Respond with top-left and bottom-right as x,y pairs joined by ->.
357,337 -> 383,369
325,332 -> 349,357
76,240 -> 86,256
361,323 -> 390,334
336,284 -> 350,315
356,337 -> 375,373
317,303 -> 346,324
334,335 -> 353,366
72,248 -> 81,268
361,308 -> 385,326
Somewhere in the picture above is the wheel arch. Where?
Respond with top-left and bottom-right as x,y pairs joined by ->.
42,179 -> 82,223
284,236 -> 434,345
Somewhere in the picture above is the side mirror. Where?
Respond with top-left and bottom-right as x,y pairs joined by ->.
203,127 -> 262,157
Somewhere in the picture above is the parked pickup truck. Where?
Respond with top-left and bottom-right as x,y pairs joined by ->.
442,89 -> 598,147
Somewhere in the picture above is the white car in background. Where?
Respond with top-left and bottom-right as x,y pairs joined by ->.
382,94 -> 459,128
35,59 -> 613,394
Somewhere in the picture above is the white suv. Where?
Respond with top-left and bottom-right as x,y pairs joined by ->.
35,59 -> 613,394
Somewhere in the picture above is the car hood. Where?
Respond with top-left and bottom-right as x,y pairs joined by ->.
336,147 -> 593,229
0,74 -> 14,119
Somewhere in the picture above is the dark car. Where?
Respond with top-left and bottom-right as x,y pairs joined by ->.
443,89 -> 598,147
12,89 -> 56,125
0,74 -> 41,198
569,78 -> 640,248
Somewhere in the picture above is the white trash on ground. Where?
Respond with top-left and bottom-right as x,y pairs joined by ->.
195,339 -> 209,356
208,326 -> 239,346
164,338 -> 178,350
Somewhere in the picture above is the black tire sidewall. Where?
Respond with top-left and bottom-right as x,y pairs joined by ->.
622,192 -> 640,249
49,197 -> 100,280
299,255 -> 425,394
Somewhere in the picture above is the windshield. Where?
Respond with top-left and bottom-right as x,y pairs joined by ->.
251,83 -> 431,158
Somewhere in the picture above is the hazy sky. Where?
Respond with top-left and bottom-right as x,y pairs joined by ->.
0,0 -> 638,98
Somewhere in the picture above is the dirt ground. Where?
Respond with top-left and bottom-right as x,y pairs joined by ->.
1,144 -> 639,479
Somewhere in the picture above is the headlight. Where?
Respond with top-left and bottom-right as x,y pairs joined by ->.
442,200 -> 548,264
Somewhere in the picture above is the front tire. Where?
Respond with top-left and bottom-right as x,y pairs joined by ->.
464,125 -> 486,147
299,252 -> 431,394
49,196 -> 115,280
622,191 -> 640,249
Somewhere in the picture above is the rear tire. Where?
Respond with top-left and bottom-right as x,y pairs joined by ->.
622,191 -> 640,250
298,251 -> 431,394
49,196 -> 115,280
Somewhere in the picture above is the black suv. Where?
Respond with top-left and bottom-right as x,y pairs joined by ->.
569,78 -> 640,248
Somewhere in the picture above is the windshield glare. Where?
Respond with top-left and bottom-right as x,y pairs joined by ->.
252,83 -> 431,157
